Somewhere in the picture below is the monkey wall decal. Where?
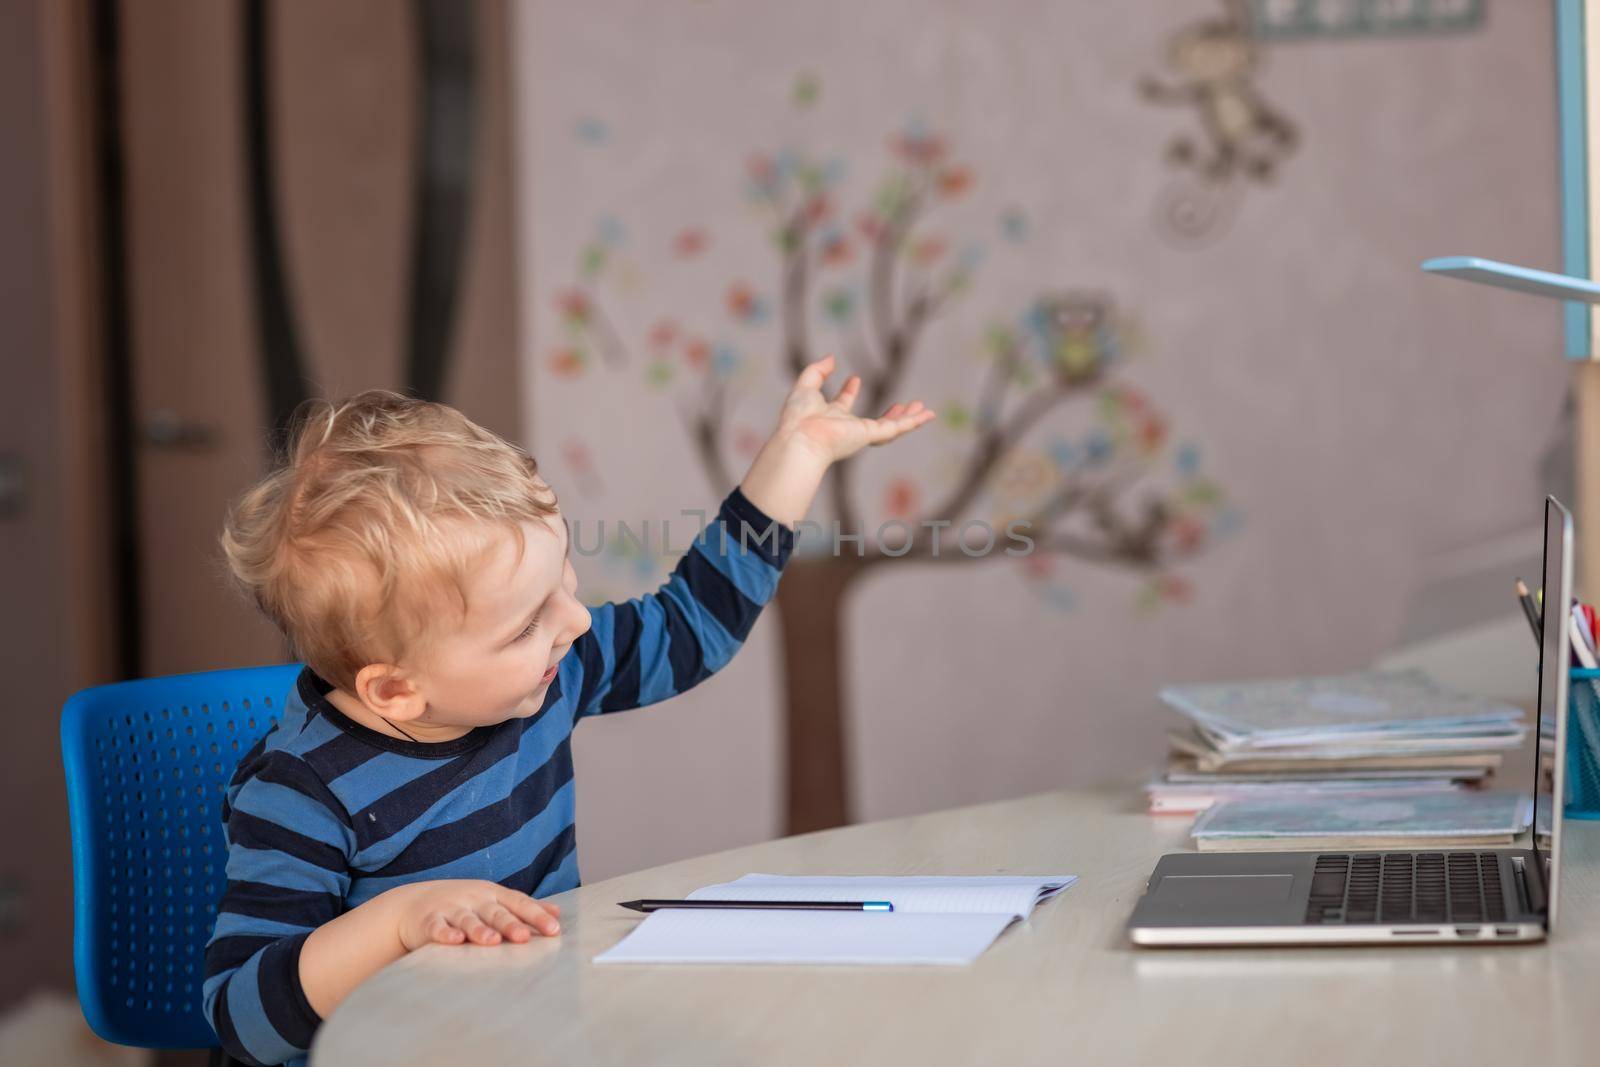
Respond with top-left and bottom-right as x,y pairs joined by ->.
1138,0 -> 1299,244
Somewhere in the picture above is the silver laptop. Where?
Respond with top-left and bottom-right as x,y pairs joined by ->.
1127,495 -> 1574,946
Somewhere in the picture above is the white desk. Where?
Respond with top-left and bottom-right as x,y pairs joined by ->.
313,789 -> 1600,1066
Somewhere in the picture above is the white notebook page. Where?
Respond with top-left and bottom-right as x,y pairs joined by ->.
594,910 -> 1018,965
594,873 -> 1077,966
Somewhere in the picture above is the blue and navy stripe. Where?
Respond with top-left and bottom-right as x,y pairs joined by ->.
202,487 -> 792,1064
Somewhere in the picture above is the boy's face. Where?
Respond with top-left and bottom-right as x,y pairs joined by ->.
410,512 -> 590,727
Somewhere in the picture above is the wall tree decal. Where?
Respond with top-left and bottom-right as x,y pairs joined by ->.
547,111 -> 1236,833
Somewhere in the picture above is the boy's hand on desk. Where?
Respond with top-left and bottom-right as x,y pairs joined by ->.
393,879 -> 562,950
300,879 -> 563,1019
777,353 -> 935,465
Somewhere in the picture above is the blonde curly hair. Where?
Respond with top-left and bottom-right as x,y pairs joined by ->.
220,391 -> 560,690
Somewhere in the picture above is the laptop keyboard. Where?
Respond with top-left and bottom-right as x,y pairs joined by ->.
1303,852 -> 1507,924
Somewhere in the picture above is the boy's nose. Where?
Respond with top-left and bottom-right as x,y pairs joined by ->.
568,604 -> 592,641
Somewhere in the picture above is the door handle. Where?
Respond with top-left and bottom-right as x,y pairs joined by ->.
142,409 -> 220,450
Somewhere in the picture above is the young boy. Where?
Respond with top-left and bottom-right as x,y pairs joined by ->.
202,355 -> 933,1065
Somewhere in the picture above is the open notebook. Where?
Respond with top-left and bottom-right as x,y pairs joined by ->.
594,873 -> 1078,966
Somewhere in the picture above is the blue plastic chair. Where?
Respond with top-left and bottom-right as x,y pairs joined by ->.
61,664 -> 302,1049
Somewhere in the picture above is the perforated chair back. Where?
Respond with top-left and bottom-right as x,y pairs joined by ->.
61,664 -> 301,1048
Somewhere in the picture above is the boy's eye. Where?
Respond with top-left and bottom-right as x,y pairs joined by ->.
516,612 -> 542,641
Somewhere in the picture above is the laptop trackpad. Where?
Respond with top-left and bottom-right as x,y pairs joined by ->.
1149,873 -> 1296,912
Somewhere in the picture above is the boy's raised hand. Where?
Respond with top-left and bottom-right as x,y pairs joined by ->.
778,354 -> 936,465
738,353 -> 937,527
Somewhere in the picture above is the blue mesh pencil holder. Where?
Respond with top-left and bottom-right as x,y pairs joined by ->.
1565,669 -> 1600,818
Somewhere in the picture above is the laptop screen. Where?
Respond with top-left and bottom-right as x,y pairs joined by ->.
1533,495 -> 1572,927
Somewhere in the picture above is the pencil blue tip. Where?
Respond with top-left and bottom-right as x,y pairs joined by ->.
864,901 -> 894,912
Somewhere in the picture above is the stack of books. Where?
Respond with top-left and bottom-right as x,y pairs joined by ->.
1148,670 -> 1531,848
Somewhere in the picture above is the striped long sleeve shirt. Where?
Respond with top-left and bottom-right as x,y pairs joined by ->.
203,487 -> 794,1065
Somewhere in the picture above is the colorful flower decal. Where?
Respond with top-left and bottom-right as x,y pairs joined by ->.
1138,415 -> 1168,456
937,166 -> 974,197
818,228 -> 853,268
548,348 -> 585,378
1000,208 -> 1029,242
576,217 -> 625,282
1138,574 -> 1194,612
873,173 -> 914,220
992,449 -> 1056,509
558,290 -> 591,327
746,153 -> 782,205
684,338 -> 710,372
822,286 -> 856,324
711,344 -> 742,379
1175,443 -> 1201,477
645,359 -> 674,390
1047,437 -> 1076,471
726,283 -> 770,324
562,439 -> 593,477
985,323 -> 1016,355
941,402 -> 972,432
673,228 -> 708,258
802,193 -> 832,226
1084,429 -> 1114,466
1040,585 -> 1077,612
648,319 -> 679,350
890,123 -> 948,168
572,116 -> 609,145
884,478 -> 919,520
596,215 -> 626,247
793,72 -> 820,108
909,235 -> 947,267
1171,515 -> 1206,554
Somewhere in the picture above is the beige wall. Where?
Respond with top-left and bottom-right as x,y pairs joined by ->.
512,1 -> 1570,881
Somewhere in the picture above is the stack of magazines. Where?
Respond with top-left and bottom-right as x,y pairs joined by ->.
1149,670 -> 1532,848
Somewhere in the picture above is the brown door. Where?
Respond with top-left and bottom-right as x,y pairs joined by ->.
117,0 -> 522,676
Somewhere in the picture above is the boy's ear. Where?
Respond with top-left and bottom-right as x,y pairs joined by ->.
352,663 -> 426,724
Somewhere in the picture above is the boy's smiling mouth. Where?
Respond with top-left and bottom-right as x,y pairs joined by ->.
540,647 -> 572,687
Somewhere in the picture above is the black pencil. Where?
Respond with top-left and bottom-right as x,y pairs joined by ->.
1516,578 -> 1542,644
618,899 -> 894,913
